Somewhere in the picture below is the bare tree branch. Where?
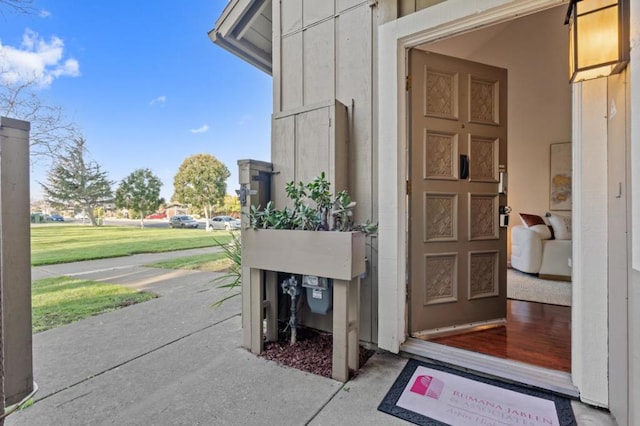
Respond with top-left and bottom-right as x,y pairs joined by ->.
0,0 -> 36,15
0,72 -> 77,167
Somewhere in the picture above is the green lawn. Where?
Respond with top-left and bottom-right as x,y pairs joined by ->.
147,252 -> 232,272
31,225 -> 233,266
32,276 -> 157,333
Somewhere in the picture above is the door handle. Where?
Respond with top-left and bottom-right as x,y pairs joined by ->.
460,155 -> 469,179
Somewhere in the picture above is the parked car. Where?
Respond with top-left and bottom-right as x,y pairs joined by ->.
169,215 -> 199,229
145,212 -> 167,219
74,211 -> 88,219
49,214 -> 64,222
209,215 -> 241,230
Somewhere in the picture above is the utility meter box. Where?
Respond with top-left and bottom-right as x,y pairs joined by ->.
302,275 -> 332,315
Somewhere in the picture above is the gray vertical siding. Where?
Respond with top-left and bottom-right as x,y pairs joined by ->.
272,1 -> 377,342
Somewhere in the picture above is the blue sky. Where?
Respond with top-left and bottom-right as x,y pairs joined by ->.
0,0 -> 272,202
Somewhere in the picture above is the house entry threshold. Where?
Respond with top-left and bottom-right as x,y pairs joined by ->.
400,338 -> 578,398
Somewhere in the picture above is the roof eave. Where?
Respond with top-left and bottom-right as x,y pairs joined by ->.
209,0 -> 272,76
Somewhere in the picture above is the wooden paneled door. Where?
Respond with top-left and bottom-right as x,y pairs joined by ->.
409,50 -> 508,336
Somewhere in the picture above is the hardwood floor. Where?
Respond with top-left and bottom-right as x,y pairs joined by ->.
430,300 -> 571,372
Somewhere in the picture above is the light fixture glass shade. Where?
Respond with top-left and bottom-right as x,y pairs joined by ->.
567,0 -> 629,83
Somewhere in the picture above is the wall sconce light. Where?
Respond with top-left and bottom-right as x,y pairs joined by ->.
565,0 -> 629,83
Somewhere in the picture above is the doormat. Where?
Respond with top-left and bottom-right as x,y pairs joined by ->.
378,359 -> 576,426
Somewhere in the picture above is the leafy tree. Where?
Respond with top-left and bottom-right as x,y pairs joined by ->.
218,194 -> 240,216
114,168 -> 164,228
173,154 -> 230,231
40,137 -> 113,226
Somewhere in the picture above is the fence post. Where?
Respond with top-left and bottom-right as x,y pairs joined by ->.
0,117 -> 33,421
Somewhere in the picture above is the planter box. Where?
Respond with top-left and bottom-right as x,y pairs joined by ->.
242,229 -> 365,280
242,228 -> 366,381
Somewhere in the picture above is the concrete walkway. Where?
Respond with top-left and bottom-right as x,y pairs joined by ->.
7,251 -> 617,425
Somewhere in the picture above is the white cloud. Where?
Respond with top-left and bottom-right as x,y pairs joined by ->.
39,10 -> 51,18
190,124 -> 209,134
149,95 -> 166,105
0,29 -> 80,87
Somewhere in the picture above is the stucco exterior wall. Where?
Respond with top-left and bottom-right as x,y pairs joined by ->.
571,79 -> 609,407
628,0 -> 639,423
630,269 -> 640,426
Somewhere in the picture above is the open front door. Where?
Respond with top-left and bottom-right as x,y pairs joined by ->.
409,50 -> 508,337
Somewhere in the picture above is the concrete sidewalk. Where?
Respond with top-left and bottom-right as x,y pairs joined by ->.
7,252 -> 617,425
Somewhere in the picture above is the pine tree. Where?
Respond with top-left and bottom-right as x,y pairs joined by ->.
41,137 -> 113,226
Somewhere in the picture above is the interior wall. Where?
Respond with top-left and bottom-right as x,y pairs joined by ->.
424,6 -> 572,260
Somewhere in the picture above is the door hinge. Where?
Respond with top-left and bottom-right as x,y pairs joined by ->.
406,75 -> 412,91
406,180 -> 411,195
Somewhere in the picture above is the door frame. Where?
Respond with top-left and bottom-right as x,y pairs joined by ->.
376,0 -> 608,408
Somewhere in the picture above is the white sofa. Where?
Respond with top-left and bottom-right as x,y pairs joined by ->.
510,213 -> 572,281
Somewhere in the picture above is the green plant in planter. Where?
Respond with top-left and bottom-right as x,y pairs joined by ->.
249,172 -> 377,235
212,173 -> 376,308
247,173 -> 376,346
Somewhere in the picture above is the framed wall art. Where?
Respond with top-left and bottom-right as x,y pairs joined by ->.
550,142 -> 572,211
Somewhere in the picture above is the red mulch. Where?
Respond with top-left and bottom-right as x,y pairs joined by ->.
259,327 -> 375,379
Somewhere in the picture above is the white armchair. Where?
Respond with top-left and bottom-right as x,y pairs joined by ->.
511,225 -> 543,274
510,225 -> 571,281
